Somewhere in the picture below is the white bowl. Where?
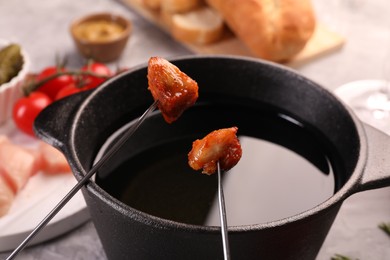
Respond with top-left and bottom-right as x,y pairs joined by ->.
0,40 -> 30,125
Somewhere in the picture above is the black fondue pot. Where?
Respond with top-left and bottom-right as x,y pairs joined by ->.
34,55 -> 390,260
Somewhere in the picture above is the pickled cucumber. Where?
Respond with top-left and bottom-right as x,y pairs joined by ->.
0,44 -> 24,85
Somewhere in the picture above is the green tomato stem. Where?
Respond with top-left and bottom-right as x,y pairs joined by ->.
22,70 -> 110,96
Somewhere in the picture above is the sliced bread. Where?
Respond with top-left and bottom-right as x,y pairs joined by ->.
170,6 -> 224,45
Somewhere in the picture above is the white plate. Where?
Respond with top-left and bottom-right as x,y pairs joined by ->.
334,79 -> 390,135
0,120 -> 89,252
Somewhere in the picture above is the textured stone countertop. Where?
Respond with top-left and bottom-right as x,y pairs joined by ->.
0,0 -> 389,259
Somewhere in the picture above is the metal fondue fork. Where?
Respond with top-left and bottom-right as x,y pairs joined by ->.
217,161 -> 231,260
6,100 -> 159,260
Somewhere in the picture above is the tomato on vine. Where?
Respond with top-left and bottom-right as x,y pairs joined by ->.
81,62 -> 112,89
13,60 -> 115,136
36,66 -> 75,99
55,83 -> 87,100
12,92 -> 52,136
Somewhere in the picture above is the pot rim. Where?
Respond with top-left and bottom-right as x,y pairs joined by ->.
69,54 -> 369,233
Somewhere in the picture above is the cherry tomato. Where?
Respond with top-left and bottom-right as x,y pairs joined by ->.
81,62 -> 112,89
55,83 -> 85,100
12,92 -> 52,136
36,66 -> 75,99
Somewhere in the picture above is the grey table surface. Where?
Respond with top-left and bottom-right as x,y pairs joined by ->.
0,0 -> 389,259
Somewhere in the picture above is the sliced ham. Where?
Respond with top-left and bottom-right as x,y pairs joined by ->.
0,135 -> 10,145
0,137 -> 72,218
0,142 -> 39,192
23,147 -> 44,176
0,166 -> 15,217
39,141 -> 71,174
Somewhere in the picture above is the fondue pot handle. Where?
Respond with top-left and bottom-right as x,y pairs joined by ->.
33,91 -> 91,151
355,124 -> 390,193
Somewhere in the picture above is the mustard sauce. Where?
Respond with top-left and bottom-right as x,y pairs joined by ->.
74,20 -> 125,42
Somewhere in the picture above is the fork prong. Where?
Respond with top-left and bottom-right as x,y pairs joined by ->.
217,161 -> 230,260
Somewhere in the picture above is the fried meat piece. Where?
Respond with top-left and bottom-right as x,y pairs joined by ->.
188,127 -> 242,175
147,57 -> 199,123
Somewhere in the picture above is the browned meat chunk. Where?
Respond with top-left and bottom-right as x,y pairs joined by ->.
188,127 -> 242,175
147,57 -> 199,123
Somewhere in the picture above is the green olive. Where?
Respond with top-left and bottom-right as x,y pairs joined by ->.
0,44 -> 23,85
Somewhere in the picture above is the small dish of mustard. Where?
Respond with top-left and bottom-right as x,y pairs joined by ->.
70,13 -> 132,62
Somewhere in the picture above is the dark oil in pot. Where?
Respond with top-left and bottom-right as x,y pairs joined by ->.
95,105 -> 341,226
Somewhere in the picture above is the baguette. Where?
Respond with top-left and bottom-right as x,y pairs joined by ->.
170,6 -> 225,44
161,0 -> 203,13
143,0 -> 162,10
205,0 -> 316,61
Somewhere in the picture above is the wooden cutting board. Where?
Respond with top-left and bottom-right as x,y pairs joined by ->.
121,0 -> 345,66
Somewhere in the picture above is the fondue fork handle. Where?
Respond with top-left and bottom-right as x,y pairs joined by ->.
6,100 -> 159,260
217,161 -> 231,260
